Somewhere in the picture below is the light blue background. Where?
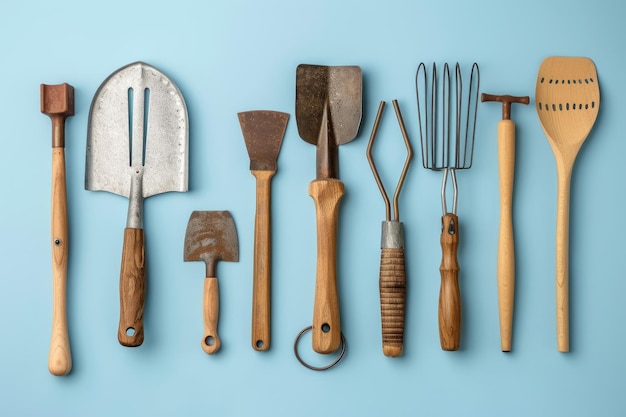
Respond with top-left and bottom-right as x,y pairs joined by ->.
1,0 -> 624,415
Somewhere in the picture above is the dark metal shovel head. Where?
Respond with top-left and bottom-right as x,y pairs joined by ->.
184,211 -> 239,276
85,61 -> 189,198
295,64 -> 362,146
238,111 -> 289,172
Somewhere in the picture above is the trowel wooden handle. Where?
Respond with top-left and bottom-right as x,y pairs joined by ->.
497,119 -> 516,352
202,277 -> 221,354
379,247 -> 406,357
49,148 -> 71,375
251,170 -> 274,351
118,228 -> 145,347
439,213 -> 461,351
308,178 -> 344,354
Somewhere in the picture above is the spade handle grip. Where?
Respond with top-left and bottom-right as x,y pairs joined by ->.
49,148 -> 71,375
439,213 -> 461,351
251,170 -> 274,351
202,277 -> 221,354
118,228 -> 146,347
497,120 -> 516,352
309,178 -> 344,354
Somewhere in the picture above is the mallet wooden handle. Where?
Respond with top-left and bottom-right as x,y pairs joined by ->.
309,178 -> 344,354
379,222 -> 406,357
251,169 -> 274,351
41,83 -> 74,376
439,213 -> 461,351
118,228 -> 146,347
202,277 -> 221,354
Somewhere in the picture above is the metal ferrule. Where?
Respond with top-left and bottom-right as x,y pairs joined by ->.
381,220 -> 404,249
126,168 -> 144,229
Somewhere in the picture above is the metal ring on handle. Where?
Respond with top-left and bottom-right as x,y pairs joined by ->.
293,326 -> 347,371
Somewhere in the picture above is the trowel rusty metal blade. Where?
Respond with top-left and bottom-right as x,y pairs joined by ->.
184,211 -> 239,277
85,61 -> 189,198
238,111 -> 289,171
295,64 -> 362,147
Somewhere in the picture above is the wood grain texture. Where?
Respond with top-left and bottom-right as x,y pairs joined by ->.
308,178 -> 344,354
439,213 -> 461,351
118,228 -> 145,347
251,169 -> 274,351
202,277 -> 221,354
535,57 -> 600,352
379,247 -> 406,357
497,120 -> 516,352
49,148 -> 71,375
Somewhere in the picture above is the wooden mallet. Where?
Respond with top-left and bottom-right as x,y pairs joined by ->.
481,93 -> 529,352
41,83 -> 74,375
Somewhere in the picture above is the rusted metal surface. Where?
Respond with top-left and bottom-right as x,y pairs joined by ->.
238,111 -> 289,172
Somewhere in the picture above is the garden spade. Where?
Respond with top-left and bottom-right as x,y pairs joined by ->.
295,64 -> 362,354
86,62 -> 189,347
184,211 -> 239,354
238,110 -> 289,352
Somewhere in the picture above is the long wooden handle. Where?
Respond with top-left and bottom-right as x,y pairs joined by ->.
49,148 -> 71,375
439,213 -> 461,351
308,178 -> 344,354
202,277 -> 221,354
555,164 -> 572,352
497,119 -> 516,352
118,228 -> 146,347
379,246 -> 406,357
251,170 -> 274,351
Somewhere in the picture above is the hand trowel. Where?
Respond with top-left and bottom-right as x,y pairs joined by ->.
86,62 -> 189,347
238,110 -> 289,351
295,64 -> 362,354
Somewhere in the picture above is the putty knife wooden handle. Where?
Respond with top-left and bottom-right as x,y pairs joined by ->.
439,213 -> 461,351
118,227 -> 146,346
309,178 -> 344,354
41,83 -> 74,376
203,277 -> 221,354
251,170 -> 273,351
481,93 -> 529,351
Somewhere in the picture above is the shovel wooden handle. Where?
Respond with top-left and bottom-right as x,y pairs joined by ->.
497,119 -> 516,352
309,178 -> 344,354
251,170 -> 274,351
49,148 -> 71,375
439,213 -> 461,351
118,228 -> 145,347
202,277 -> 221,354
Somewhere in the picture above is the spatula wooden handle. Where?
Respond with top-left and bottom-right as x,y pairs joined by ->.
308,178 -> 344,354
251,170 -> 274,351
118,228 -> 145,347
439,213 -> 461,351
379,246 -> 406,357
497,119 -> 516,352
49,148 -> 71,375
555,167 -> 572,352
202,277 -> 221,354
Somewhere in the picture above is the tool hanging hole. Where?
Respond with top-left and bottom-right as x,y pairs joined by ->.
126,327 -> 135,337
205,336 -> 215,346
53,238 -> 62,246
321,323 -> 331,333
255,340 -> 264,349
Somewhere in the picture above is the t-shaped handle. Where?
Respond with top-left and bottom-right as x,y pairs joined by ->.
481,93 -> 529,120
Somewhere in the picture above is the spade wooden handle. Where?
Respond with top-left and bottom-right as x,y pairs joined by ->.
308,178 -> 344,354
203,277 -> 221,354
439,213 -> 461,351
49,148 -> 71,375
118,228 -> 146,347
251,169 -> 274,351
497,119 -> 516,352
379,246 -> 406,357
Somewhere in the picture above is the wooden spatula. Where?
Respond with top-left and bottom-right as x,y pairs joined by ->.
535,56 -> 600,352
